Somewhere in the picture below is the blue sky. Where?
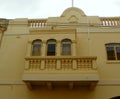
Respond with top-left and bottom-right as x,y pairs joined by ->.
0,0 -> 120,19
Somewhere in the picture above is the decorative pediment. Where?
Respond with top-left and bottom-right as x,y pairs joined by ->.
68,15 -> 79,23
61,7 -> 86,23
61,7 -> 86,17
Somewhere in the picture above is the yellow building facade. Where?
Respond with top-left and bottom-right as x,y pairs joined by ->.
0,7 -> 120,99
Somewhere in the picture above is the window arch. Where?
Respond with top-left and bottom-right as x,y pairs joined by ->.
47,39 -> 56,56
61,39 -> 72,55
105,43 -> 120,60
32,39 -> 42,56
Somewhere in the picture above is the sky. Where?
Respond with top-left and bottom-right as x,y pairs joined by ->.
0,0 -> 120,19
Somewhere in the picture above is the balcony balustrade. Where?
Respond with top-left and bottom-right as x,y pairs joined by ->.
28,19 -> 47,28
22,56 -> 99,90
100,17 -> 120,27
24,56 -> 97,71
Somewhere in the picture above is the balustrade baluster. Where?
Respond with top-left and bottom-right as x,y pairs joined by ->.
31,60 -> 34,70
37,60 -> 41,70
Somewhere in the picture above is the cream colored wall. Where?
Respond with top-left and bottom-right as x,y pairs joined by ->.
0,35 -> 28,80
0,7 -> 120,99
0,85 -> 120,99
76,31 -> 120,79
0,30 -> 120,99
0,33 -> 2,44
5,18 -> 29,35
89,32 -> 120,80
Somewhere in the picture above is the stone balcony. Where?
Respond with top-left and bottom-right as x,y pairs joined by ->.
22,56 -> 99,90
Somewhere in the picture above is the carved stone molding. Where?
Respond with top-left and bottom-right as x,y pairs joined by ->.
0,19 -> 9,32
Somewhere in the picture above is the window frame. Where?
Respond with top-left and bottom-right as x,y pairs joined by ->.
105,43 -> 120,61
61,39 -> 72,55
46,39 -> 56,56
31,39 -> 42,56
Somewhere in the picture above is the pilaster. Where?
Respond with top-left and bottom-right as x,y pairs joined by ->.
42,41 -> 46,56
56,40 -> 61,56
72,40 -> 77,56
26,41 -> 32,57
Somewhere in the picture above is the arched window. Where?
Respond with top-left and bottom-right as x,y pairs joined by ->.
32,39 -> 42,56
105,43 -> 120,60
47,39 -> 56,56
61,39 -> 72,55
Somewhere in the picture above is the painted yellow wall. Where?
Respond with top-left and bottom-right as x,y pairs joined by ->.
0,7 -> 120,99
0,85 -> 120,99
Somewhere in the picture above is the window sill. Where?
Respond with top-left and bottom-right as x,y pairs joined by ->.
106,60 -> 120,64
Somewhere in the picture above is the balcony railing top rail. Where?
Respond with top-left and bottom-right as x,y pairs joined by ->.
25,56 -> 97,59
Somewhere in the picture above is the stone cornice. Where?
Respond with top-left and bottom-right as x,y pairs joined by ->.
77,26 -> 120,33
29,29 -> 76,34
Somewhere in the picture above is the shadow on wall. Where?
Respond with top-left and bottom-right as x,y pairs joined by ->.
110,96 -> 120,99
